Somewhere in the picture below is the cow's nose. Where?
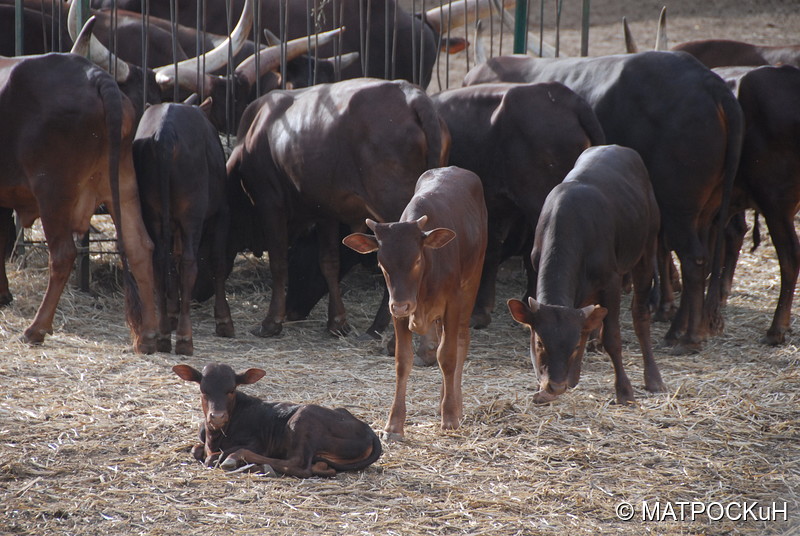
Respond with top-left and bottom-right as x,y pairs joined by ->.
546,381 -> 568,396
390,301 -> 412,317
208,411 -> 228,427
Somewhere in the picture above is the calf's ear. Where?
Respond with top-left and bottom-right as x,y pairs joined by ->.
580,305 -> 608,333
236,368 -> 267,385
507,298 -> 534,326
343,233 -> 379,254
173,364 -> 203,383
423,228 -> 456,249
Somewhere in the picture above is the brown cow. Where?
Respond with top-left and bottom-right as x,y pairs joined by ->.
225,77 -> 449,339
133,98 -> 233,356
508,145 -> 665,404
0,51 -> 157,353
464,51 -> 743,354
343,166 -> 487,439
431,82 -> 605,330
173,363 -> 382,477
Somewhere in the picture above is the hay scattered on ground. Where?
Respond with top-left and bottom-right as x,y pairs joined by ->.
1,211 -> 798,536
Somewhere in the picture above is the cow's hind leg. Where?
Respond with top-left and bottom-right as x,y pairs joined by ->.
762,210 -> 800,345
174,223 -> 201,356
317,219 -> 350,337
0,208 -> 15,306
23,221 -> 77,344
210,213 -> 234,338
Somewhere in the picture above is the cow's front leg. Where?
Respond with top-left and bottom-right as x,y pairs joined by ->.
317,219 -> 350,337
385,317 -> 414,440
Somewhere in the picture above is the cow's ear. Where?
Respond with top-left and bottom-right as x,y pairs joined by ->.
580,305 -> 607,333
343,233 -> 379,254
236,368 -> 266,385
423,228 -> 455,249
507,298 -> 534,326
173,364 -> 203,383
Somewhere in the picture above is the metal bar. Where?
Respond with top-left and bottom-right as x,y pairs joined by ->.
580,0 -> 590,56
14,0 -> 23,55
512,0 -> 528,54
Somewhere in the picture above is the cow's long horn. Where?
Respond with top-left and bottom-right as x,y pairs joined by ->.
654,6 -> 668,51
235,27 -> 345,87
70,15 -> 96,57
424,0 -> 516,36
153,0 -> 254,91
67,0 -> 131,82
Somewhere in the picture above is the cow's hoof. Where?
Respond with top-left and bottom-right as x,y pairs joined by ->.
251,321 -> 282,337
469,311 -> 492,329
21,329 -> 46,346
328,320 -> 351,338
586,339 -> 604,354
285,310 -> 308,322
762,328 -> 787,346
381,430 -> 405,442
175,337 -> 194,356
0,292 -> 12,306
413,347 -> 437,367
532,390 -> 558,404
614,394 -> 637,406
133,332 -> 157,355
220,457 -> 239,471
654,305 -> 677,323
645,378 -> 667,393
668,339 -> 703,355
156,336 -> 172,353
215,320 -> 235,338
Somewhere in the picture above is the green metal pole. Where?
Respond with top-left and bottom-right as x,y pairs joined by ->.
580,0 -> 590,56
14,0 -> 23,55
512,0 -> 528,54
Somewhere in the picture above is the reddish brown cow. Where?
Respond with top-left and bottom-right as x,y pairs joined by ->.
0,52 -> 157,352
465,51 -> 744,353
344,166 -> 487,439
431,82 -> 605,330
226,78 -> 449,339
173,363 -> 382,477
508,145 -> 665,404
133,99 -> 233,356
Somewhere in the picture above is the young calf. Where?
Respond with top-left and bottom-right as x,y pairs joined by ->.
343,166 -> 488,439
173,363 -> 382,477
134,98 -> 233,356
508,145 -> 666,405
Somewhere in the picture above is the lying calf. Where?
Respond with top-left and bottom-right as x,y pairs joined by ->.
508,145 -> 666,405
173,363 -> 382,477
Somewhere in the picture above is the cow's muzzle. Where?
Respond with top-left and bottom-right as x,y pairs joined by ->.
390,301 -> 415,318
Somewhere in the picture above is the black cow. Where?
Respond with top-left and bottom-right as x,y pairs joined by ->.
133,98 -> 233,356
173,363 -> 382,477
431,82 -> 605,330
465,51 -> 744,353
508,145 -> 665,404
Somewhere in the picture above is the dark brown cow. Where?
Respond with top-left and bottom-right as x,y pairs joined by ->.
133,98 -> 233,356
508,145 -> 665,404
431,82 -> 605,330
226,77 -> 449,338
464,51 -> 744,353
343,166 -> 487,439
713,65 -> 800,345
173,363 -> 382,477
672,40 -> 800,69
0,52 -> 157,353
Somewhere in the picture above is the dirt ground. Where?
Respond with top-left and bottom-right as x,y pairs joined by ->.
2,1 -> 799,535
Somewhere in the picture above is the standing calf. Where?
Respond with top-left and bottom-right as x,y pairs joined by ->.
133,98 -> 233,356
344,166 -> 488,439
508,145 -> 666,404
173,363 -> 382,477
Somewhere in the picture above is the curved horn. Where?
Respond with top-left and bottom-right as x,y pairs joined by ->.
154,0 -> 254,91
425,0 -> 516,35
70,15 -> 96,57
623,16 -> 638,53
654,6 -> 668,51
67,0 -> 131,82
235,27 -> 345,88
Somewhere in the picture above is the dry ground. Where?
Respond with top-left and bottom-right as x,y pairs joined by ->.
2,1 -> 800,535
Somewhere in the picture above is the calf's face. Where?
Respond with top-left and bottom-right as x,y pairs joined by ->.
343,217 -> 455,318
173,363 -> 266,431
507,298 -> 606,402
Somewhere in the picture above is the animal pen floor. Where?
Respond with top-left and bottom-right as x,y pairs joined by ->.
2,0 -> 800,535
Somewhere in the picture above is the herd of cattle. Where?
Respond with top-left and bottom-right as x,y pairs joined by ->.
1,0 -> 798,474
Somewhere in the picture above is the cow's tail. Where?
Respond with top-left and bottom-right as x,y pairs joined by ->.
705,84 -> 744,334
750,211 -> 762,253
156,123 -> 176,303
406,85 -> 450,169
97,69 -> 144,334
